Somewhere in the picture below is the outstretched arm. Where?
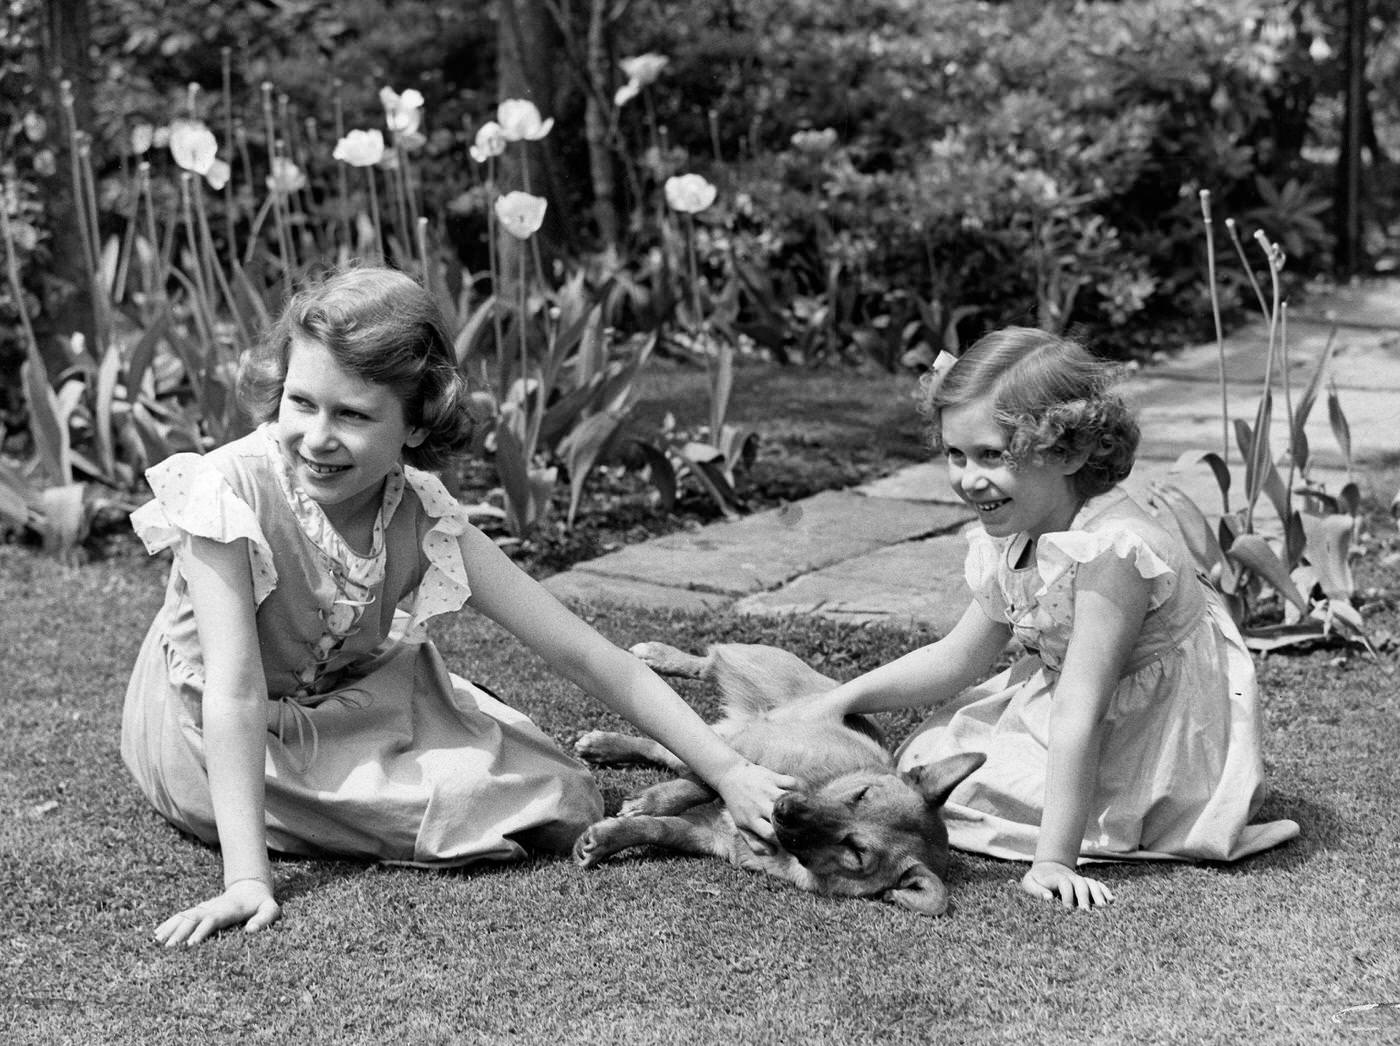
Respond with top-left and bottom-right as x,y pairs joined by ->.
786,600 -> 1010,721
154,536 -> 280,947
1021,553 -> 1151,911
458,525 -> 798,851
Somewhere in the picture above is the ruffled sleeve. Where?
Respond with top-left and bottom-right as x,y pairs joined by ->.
131,452 -> 279,606
396,466 -> 473,643
1035,523 -> 1178,627
963,528 -> 1011,624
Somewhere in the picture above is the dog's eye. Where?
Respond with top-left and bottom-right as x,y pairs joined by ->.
850,786 -> 869,805
845,838 -> 866,864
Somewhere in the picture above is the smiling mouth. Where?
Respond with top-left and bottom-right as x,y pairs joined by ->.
301,456 -> 350,476
974,498 -> 1009,514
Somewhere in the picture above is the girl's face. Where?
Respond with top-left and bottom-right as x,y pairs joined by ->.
276,336 -> 425,529
940,396 -> 1083,541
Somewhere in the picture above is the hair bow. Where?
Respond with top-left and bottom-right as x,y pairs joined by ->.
923,348 -> 960,399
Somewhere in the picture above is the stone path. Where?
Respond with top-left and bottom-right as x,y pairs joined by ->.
544,279 -> 1400,634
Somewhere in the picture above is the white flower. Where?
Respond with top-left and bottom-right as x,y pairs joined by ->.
470,120 -> 507,163
168,119 -> 218,176
205,159 -> 231,191
1309,36 -> 1332,62
494,191 -> 548,240
333,129 -> 386,167
619,53 -> 668,87
790,128 -> 838,154
614,80 -> 642,108
379,86 -> 425,135
130,123 -> 154,156
664,173 -> 717,214
266,157 -> 306,195
496,99 -> 554,142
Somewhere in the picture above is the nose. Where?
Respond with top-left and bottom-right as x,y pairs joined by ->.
305,411 -> 339,451
956,460 -> 991,496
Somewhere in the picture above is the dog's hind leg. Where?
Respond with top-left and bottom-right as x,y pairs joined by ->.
618,776 -> 715,817
573,807 -> 730,867
574,730 -> 687,772
629,641 -> 709,679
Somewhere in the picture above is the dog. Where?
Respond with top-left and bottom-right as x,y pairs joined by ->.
572,641 -> 985,917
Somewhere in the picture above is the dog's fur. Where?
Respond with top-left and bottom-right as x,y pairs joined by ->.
573,642 -> 985,916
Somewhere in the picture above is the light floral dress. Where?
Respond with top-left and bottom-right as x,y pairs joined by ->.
121,426 -> 603,866
896,487 -> 1300,863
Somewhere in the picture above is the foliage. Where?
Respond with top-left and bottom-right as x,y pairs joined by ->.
1147,191 -> 1375,653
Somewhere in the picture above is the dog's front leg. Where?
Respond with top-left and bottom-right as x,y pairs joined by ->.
574,807 -> 731,868
618,776 -> 715,817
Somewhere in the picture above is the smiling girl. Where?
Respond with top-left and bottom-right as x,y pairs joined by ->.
792,326 -> 1298,909
121,266 -> 795,946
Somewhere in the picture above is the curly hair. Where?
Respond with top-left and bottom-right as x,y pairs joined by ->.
918,326 -> 1139,499
236,265 -> 474,471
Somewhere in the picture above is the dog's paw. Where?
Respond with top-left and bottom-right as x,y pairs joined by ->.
629,641 -> 705,678
574,730 -> 634,765
617,794 -> 654,818
572,821 -> 616,868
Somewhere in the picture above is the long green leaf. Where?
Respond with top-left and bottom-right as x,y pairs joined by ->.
558,411 -> 625,528
94,343 -> 122,480
0,462 -> 34,527
1326,382 -> 1352,467
21,346 -> 71,484
1291,325 -> 1337,453
1149,482 -> 1228,579
1225,533 -> 1309,613
630,439 -> 677,512
1298,511 -> 1355,602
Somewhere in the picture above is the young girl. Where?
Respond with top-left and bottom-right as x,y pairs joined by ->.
122,266 -> 797,947
793,326 -> 1299,909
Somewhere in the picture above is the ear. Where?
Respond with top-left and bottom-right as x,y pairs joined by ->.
907,751 -> 987,808
1057,448 -> 1091,476
405,427 -> 428,449
884,862 -> 949,917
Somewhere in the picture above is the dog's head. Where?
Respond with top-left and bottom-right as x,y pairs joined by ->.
770,751 -> 986,917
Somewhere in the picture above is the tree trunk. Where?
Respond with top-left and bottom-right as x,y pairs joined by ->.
584,0 -> 619,254
496,0 -> 568,269
37,0 -> 97,364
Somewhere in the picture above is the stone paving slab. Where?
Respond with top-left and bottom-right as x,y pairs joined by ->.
1128,320 -> 1399,390
734,531 -> 973,633
543,490 -> 973,598
1127,384 -> 1396,467
1292,280 -> 1400,329
541,571 -> 734,613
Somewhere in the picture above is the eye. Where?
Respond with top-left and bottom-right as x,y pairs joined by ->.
850,786 -> 870,805
844,838 -> 867,865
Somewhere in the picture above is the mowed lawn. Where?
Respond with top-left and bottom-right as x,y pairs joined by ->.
2,508 -> 1398,1043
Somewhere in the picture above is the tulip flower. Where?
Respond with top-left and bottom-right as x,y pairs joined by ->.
379,86 -> 425,136
496,99 -> 553,142
169,119 -> 218,176
619,53 -> 668,87
494,191 -> 548,240
266,157 -> 306,196
664,174 -> 717,214
470,121 -> 507,163
333,129 -> 385,167
130,123 -> 154,156
205,159 -> 231,191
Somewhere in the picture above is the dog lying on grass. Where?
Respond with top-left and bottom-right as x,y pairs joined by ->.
573,642 -> 985,917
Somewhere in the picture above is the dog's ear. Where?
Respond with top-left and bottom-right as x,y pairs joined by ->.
884,862 -> 948,917
907,751 -> 987,808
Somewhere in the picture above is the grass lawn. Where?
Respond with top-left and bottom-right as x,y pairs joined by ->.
4,516 -> 1399,1044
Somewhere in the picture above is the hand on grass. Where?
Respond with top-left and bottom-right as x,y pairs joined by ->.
713,761 -> 800,856
1021,861 -> 1115,910
154,878 -> 281,947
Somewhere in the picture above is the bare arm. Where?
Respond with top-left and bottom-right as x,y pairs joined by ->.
792,600 -> 1011,721
1022,554 -> 1150,910
153,536 -> 280,946
457,525 -> 798,848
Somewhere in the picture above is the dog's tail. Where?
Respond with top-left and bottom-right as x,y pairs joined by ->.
707,644 -> 840,715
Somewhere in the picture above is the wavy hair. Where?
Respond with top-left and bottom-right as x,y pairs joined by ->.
917,326 -> 1139,499
236,265 -> 474,471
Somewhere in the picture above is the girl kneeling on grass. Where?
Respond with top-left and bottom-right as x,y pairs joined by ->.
794,326 -> 1299,909
122,265 -> 797,947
